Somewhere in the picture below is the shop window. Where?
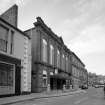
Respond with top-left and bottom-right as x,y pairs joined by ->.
43,78 -> 47,87
0,62 -> 14,86
43,70 -> 47,87
0,70 -> 8,86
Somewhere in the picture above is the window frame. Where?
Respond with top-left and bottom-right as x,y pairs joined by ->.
0,61 -> 15,86
42,39 -> 48,63
0,24 -> 9,52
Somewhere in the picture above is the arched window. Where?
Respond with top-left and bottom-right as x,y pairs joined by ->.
66,56 -> 68,72
42,39 -> 47,63
57,49 -> 60,68
62,54 -> 65,70
50,44 -> 54,65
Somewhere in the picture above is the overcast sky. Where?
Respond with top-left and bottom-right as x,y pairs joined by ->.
0,0 -> 105,75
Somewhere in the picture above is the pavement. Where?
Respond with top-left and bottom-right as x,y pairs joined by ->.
0,89 -> 86,105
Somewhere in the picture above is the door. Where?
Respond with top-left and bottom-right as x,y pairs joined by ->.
15,66 -> 21,95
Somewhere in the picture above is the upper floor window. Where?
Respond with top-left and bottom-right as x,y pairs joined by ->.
50,44 -> 54,65
62,54 -> 65,70
10,31 -> 14,54
66,56 -> 68,72
42,39 -> 47,63
0,24 -> 8,52
57,49 -> 60,68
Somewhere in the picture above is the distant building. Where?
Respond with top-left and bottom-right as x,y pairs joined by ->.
88,72 -> 97,86
97,75 -> 105,84
25,17 -> 72,92
0,5 -> 31,96
89,74 -> 105,85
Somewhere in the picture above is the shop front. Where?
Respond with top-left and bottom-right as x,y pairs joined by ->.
50,72 -> 70,90
0,53 -> 21,97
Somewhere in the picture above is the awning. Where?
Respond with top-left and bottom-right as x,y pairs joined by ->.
50,73 -> 71,80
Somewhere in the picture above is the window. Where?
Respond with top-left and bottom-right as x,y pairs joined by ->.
43,70 -> 47,87
42,39 -> 47,63
0,62 -> 14,86
10,31 -> 14,54
62,54 -> 65,70
57,49 -> 60,68
66,56 -> 68,72
50,44 -> 54,65
0,24 -> 8,52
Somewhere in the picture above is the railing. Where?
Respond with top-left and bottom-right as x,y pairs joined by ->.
0,39 -> 7,52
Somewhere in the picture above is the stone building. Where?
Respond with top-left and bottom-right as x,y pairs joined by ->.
0,5 -> 31,96
71,52 -> 87,89
25,17 -> 72,92
0,4 -> 88,96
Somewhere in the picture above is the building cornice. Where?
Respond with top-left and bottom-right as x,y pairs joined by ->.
71,51 -> 85,67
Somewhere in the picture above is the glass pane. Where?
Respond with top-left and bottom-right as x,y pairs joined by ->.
0,25 -> 8,40
43,78 -> 47,87
0,62 -> 14,86
8,70 -> 13,86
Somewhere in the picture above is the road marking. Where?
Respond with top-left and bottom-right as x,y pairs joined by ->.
74,97 -> 88,104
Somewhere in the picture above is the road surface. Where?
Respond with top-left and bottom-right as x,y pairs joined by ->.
10,87 -> 105,105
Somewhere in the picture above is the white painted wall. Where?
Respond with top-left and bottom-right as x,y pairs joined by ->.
0,20 -> 31,94
13,32 -> 31,93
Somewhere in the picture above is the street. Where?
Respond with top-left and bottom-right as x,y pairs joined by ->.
10,87 -> 105,105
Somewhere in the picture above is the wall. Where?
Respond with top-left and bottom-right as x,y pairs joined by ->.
14,31 -> 31,93
0,19 -> 31,93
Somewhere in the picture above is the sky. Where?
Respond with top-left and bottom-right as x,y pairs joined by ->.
0,0 -> 105,75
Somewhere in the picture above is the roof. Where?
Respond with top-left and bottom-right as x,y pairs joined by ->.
0,17 -> 30,39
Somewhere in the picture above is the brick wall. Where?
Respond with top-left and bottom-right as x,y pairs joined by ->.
0,4 -> 18,27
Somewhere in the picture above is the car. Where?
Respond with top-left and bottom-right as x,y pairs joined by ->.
94,85 -> 100,88
81,85 -> 88,89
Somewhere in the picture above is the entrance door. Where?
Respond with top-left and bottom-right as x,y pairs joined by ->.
50,77 -> 53,90
15,66 -> 21,95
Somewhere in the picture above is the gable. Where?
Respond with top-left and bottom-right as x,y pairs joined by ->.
0,4 -> 18,27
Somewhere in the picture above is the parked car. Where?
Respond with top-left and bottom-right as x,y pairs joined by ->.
94,85 -> 100,88
81,85 -> 88,89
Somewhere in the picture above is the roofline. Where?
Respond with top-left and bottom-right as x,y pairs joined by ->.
0,17 -> 31,39
34,17 -> 64,45
24,27 -> 35,33
71,51 -> 85,67
34,17 -> 72,53
25,17 -> 71,54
